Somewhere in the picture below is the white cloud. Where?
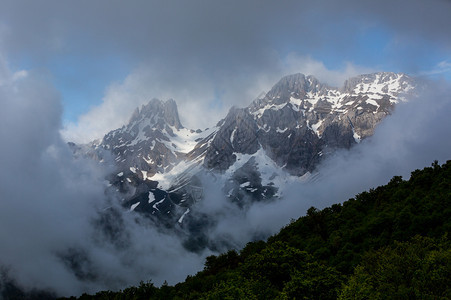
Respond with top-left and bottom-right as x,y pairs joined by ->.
282,53 -> 376,87
418,60 -> 451,77
61,64 -> 224,143
0,57 -> 207,297
189,80 -> 451,249
62,56 -> 375,144
0,53 -> 28,86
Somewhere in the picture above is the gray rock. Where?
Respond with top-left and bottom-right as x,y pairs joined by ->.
100,98 -> 185,178
71,71 -> 421,233
202,106 -> 259,171
200,72 -> 419,175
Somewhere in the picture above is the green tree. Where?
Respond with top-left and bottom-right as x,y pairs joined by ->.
279,261 -> 343,300
339,236 -> 451,299
241,241 -> 310,290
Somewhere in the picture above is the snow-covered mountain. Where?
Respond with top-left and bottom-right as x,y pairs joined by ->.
101,98 -> 213,179
74,72 -> 420,243
194,72 -> 417,175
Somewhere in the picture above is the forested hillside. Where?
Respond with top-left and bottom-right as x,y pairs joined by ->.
65,160 -> 451,299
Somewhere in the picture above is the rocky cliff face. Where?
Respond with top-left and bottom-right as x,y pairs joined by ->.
73,72 -> 420,236
100,98 -> 204,180
73,98 -> 215,223
196,72 -> 417,175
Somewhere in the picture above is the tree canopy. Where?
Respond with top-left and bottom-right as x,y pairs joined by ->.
60,160 -> 451,300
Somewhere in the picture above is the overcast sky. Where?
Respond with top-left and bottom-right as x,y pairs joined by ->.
0,0 -> 450,142
1,1 -> 451,297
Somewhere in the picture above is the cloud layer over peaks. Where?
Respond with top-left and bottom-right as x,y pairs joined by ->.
1,0 -> 451,296
0,58 -> 205,297
0,0 -> 450,142
188,80 -> 451,250
61,56 -> 375,143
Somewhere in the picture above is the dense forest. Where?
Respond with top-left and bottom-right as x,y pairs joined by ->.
66,160 -> 450,299
5,161 -> 451,299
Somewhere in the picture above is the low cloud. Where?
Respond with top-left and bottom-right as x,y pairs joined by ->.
0,60 -> 206,297
61,64 -> 219,144
1,0 -> 451,296
0,0 -> 444,144
282,54 -> 376,87
62,56 -> 373,144
190,79 -> 451,249
1,54 -> 451,298
419,60 -> 451,78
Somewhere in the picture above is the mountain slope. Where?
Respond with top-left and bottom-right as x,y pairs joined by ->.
197,72 -> 417,175
101,98 -> 210,179
62,160 -> 451,299
74,72 -> 420,232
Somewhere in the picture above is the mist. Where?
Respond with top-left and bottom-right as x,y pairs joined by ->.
1,51 -> 450,298
0,62 -> 207,297
0,0 -> 450,297
1,0 -> 449,142
190,79 -> 451,250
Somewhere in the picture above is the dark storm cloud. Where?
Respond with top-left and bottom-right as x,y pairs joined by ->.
349,0 -> 451,49
2,0 -> 450,142
1,0 -> 449,65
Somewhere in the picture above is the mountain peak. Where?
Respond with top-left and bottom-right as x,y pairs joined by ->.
129,98 -> 183,130
341,72 -> 413,94
265,73 -> 329,101
77,70 -> 422,229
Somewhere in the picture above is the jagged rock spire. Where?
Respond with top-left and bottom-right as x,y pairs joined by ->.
129,98 -> 183,130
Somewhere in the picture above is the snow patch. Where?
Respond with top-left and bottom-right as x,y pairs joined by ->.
130,202 -> 140,211
311,120 -> 323,137
151,159 -> 202,191
353,130 -> 361,143
289,96 -> 302,106
148,192 -> 155,203
240,181 -> 250,188
178,208 -> 190,224
143,156 -> 154,165
152,197 -> 165,210
230,127 -> 237,144
366,99 -> 379,108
